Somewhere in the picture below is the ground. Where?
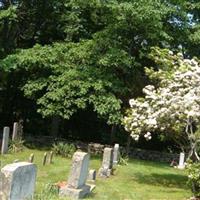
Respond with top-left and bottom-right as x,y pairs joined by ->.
0,148 -> 191,200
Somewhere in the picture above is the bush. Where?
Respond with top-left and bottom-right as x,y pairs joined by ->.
52,142 -> 76,158
186,161 -> 200,198
118,152 -> 129,166
9,139 -> 24,153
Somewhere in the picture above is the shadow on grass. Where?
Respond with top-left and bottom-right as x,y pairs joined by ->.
128,158 -> 171,169
133,172 -> 188,189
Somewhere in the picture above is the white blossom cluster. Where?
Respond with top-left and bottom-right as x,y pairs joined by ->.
124,55 -> 200,142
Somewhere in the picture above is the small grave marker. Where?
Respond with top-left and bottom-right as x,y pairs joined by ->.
87,169 -> 96,182
178,152 -> 185,169
49,151 -> 54,164
1,127 -> 10,154
12,122 -> 19,141
42,152 -> 47,166
29,153 -> 34,163
113,144 -> 120,165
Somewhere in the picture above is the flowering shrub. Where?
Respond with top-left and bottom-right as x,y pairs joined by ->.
124,48 -> 200,161
187,161 -> 200,197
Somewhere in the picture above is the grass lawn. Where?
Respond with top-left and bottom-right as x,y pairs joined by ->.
0,148 -> 191,200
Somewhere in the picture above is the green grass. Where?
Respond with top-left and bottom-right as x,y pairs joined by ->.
0,148 -> 191,200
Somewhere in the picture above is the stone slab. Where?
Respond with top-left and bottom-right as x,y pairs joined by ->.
87,169 -> 96,182
0,162 -> 37,200
113,144 -> 120,165
68,152 -> 90,189
1,127 -> 10,155
60,184 -> 91,199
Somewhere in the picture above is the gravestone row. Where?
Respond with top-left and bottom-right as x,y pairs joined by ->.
0,144 -> 120,199
1,123 -> 21,155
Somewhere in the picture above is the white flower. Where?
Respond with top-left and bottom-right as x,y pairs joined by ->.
129,99 -> 136,107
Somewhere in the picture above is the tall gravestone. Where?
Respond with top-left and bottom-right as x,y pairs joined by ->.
178,152 -> 185,169
1,127 -> 10,154
113,144 -> 120,165
59,152 -> 92,199
12,122 -> 19,141
0,162 -> 37,200
98,147 -> 113,178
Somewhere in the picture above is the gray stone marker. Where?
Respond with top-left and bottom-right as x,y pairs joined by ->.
0,162 -> 37,200
98,147 -> 113,178
48,151 -> 54,164
1,127 -> 10,154
42,152 -> 47,166
12,122 -> 19,141
59,151 -> 92,199
29,153 -> 34,163
178,152 -> 185,169
113,144 -> 120,165
87,169 -> 96,182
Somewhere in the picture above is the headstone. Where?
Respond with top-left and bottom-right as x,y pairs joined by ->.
29,153 -> 34,163
12,122 -> 19,141
98,147 -> 113,178
178,152 -> 185,169
42,152 -> 47,166
0,162 -> 37,200
59,151 -> 93,199
113,144 -> 120,165
87,169 -> 96,182
48,151 -> 53,164
1,127 -> 10,154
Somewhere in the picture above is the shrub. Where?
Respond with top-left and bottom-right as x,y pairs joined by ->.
9,139 -> 24,153
52,142 -> 76,158
186,161 -> 200,198
118,153 -> 129,166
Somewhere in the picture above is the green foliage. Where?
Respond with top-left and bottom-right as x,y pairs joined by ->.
186,161 -> 200,197
9,139 -> 24,153
118,153 -> 129,166
0,0 -> 200,139
52,142 -> 76,158
33,183 -> 59,200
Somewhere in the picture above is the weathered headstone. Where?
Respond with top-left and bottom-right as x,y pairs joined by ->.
48,151 -> 53,164
0,162 -> 37,200
12,122 -> 19,141
98,147 -> 113,178
178,152 -> 185,169
29,153 -> 34,163
113,144 -> 120,165
59,151 -> 93,199
1,127 -> 10,154
87,169 -> 96,182
42,152 -> 47,166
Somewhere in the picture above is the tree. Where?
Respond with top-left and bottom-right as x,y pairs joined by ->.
0,0 -> 198,142
124,48 -> 200,161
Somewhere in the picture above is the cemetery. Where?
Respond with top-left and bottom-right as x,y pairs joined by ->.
0,123 -> 191,199
1,1 -> 200,199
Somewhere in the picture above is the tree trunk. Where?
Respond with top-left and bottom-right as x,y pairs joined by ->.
110,125 -> 116,145
187,143 -> 200,162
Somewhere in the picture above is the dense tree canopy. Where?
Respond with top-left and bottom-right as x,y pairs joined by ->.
1,0 -> 200,145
